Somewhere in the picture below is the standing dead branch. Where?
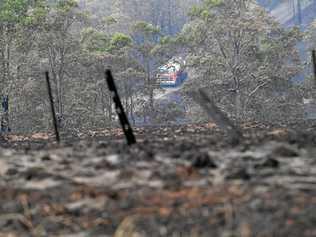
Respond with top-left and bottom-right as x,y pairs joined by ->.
190,88 -> 243,145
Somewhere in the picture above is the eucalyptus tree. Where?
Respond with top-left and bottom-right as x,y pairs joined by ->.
0,0 -> 47,131
181,0 -> 302,121
130,21 -> 162,118
0,0 -> 46,94
37,0 -> 85,119
79,26 -> 142,127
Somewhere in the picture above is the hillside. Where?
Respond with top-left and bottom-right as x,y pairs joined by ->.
0,1 -> 316,236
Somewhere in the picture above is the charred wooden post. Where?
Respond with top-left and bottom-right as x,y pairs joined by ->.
190,88 -> 243,145
105,70 -> 136,145
45,72 -> 60,143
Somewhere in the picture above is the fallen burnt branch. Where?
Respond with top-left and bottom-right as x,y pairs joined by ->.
190,88 -> 243,145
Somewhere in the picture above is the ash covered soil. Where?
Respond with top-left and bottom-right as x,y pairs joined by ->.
0,122 -> 316,237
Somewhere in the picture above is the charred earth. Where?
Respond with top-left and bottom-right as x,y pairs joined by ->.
0,122 -> 316,237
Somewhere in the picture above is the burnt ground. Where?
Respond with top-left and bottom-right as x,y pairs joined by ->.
0,122 -> 316,237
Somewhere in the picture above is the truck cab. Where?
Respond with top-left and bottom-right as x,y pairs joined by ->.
156,58 -> 187,88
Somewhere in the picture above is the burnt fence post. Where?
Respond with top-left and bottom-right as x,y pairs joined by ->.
105,70 -> 136,145
45,72 -> 60,143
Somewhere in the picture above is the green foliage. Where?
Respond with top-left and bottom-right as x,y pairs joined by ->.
0,0 -> 46,26
190,0 -> 221,18
132,21 -> 160,37
81,29 -> 132,55
204,0 -> 223,7
181,0 -> 303,121
56,0 -> 78,12
109,33 -> 132,51
0,0 -> 29,23
24,1 -> 48,26
102,16 -> 117,26
151,35 -> 180,58
0,0 -> 201,132
159,36 -> 173,45
189,5 -> 204,17
81,27 -> 109,54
